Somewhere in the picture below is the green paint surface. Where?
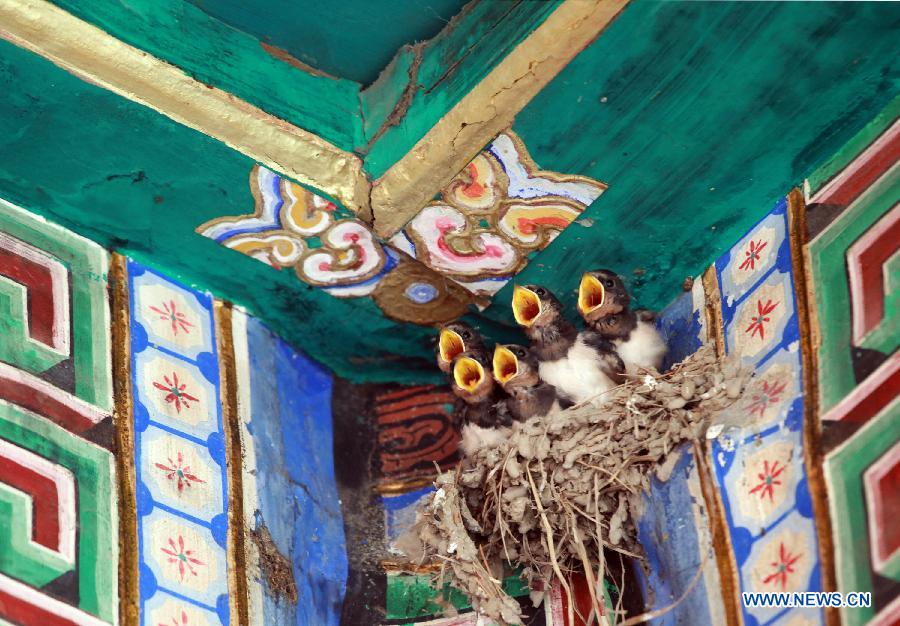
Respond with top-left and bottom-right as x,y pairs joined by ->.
51,0 -> 363,150
3,2 -> 900,385
0,400 -> 117,621
824,399 -> 900,626
0,488 -> 73,585
807,94 -> 900,196
385,571 -> 529,621
0,201 -> 112,409
809,165 -> 899,411
0,39 -> 449,384
360,0 -> 561,172
485,1 -> 900,327
187,0 -> 467,86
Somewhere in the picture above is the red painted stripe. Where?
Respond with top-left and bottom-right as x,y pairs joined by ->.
0,454 -> 60,551
0,587 -> 79,626
0,247 -> 57,347
376,403 -> 453,425
374,385 -> 436,404
0,371 -> 101,433
871,456 -> 900,565
375,392 -> 454,415
852,207 -> 899,339
823,355 -> 900,424
815,124 -> 900,206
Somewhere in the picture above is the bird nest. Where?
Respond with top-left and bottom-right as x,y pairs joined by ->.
396,346 -> 749,625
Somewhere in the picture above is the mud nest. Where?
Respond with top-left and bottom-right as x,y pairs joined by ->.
397,346 -> 749,625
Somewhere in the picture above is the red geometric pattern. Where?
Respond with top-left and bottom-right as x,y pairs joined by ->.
847,202 -> 899,345
863,441 -> 900,573
0,573 -> 106,626
0,363 -> 106,433
0,243 -> 62,349
0,453 -> 62,552
811,118 -> 900,206
375,385 -> 459,480
822,353 -> 900,424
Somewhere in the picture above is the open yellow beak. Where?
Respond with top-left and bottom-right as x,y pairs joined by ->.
438,329 -> 465,364
453,356 -> 485,393
493,346 -> 519,384
577,273 -> 606,315
512,285 -> 541,327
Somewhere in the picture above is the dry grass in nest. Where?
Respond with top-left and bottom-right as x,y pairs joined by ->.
396,346 -> 749,625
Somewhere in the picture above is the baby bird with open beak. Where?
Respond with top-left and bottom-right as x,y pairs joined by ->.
450,348 -> 512,456
436,321 -> 484,374
493,344 -> 560,421
578,269 -> 667,374
512,284 -> 624,406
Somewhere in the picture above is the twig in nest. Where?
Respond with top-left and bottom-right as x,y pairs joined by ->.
398,346 -> 749,625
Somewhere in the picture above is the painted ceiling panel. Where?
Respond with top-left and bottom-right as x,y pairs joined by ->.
487,0 -> 900,323
50,0 -> 364,150
186,0 -> 469,85
1,1 -> 898,387
0,39 -> 468,385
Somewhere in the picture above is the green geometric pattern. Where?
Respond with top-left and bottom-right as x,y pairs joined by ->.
0,399 -> 117,622
808,165 -> 900,411
0,199 -> 112,410
0,484 -> 73,586
824,398 -> 900,626
0,277 -> 67,373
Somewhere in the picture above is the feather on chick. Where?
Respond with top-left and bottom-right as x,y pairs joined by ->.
493,344 -> 561,421
512,284 -> 624,405
449,348 -> 511,456
578,269 -> 667,374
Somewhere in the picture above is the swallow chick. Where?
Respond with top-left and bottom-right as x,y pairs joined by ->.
451,348 -> 511,456
511,284 -> 624,406
578,269 -> 667,374
436,321 -> 484,374
493,344 -> 561,421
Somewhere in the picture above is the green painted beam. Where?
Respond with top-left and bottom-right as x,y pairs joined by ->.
50,0 -> 364,151
0,39 -> 457,384
359,0 -> 562,174
807,94 -> 900,196
481,0 -> 900,325
186,0 -> 468,86
3,2 -> 898,387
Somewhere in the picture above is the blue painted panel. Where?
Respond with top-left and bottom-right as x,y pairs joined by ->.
244,316 -> 348,626
635,447 -> 722,626
127,258 -> 232,626
710,199 -> 824,626
657,289 -> 704,371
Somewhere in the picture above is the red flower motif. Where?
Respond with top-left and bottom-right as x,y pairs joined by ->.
149,300 -> 194,336
161,535 -> 204,580
747,379 -> 788,417
762,542 -> 801,590
748,460 -> 787,501
159,609 -> 189,626
745,299 -> 779,339
152,372 -> 199,413
739,239 -> 768,271
155,452 -> 205,492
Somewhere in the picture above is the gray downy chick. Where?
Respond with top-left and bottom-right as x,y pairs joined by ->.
435,321 -> 484,374
492,343 -> 561,421
511,284 -> 624,406
578,269 -> 667,374
450,348 -> 511,456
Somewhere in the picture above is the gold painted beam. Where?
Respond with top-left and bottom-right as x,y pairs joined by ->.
0,0 -> 371,218
369,0 -> 630,238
